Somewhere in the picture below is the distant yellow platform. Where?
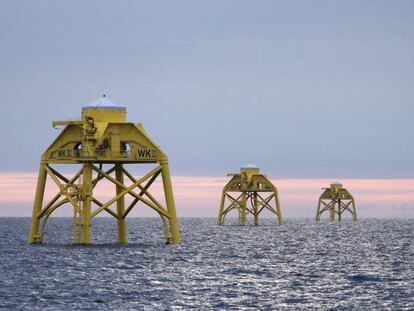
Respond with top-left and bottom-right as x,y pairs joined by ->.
316,182 -> 357,221
218,164 -> 283,226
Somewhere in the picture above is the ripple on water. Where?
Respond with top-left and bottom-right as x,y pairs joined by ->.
0,218 -> 413,310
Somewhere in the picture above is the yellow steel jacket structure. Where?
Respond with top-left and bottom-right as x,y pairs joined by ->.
28,97 -> 180,244
217,165 -> 283,226
316,183 -> 357,221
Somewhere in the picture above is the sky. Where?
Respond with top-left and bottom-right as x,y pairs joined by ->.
0,1 -> 413,217
1,172 -> 413,218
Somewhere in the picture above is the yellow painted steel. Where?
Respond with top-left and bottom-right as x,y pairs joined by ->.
218,165 -> 283,225
316,182 -> 357,221
115,163 -> 127,244
28,96 -> 181,244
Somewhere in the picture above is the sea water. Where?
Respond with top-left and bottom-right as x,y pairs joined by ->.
0,218 -> 413,310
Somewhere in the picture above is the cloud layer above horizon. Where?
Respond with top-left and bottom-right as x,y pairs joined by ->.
1,172 -> 413,218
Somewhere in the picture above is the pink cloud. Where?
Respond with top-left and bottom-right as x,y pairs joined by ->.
0,172 -> 413,218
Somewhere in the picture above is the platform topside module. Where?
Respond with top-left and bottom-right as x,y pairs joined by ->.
28,96 -> 180,244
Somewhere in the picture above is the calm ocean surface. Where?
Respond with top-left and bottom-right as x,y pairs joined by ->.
0,218 -> 413,310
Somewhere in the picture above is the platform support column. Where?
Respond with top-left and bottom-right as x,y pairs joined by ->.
218,191 -> 226,225
352,200 -> 357,221
160,160 -> 181,244
239,192 -> 247,226
253,193 -> 259,226
115,163 -> 127,244
316,198 -> 322,221
274,190 -> 283,225
329,202 -> 335,222
338,199 -> 342,221
28,163 -> 48,243
80,162 -> 92,244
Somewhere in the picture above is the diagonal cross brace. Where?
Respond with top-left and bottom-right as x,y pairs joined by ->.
223,192 -> 244,215
122,170 -> 161,218
39,166 -> 118,219
37,167 -> 83,218
90,165 -> 170,218
44,165 -> 82,215
256,193 -> 277,214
